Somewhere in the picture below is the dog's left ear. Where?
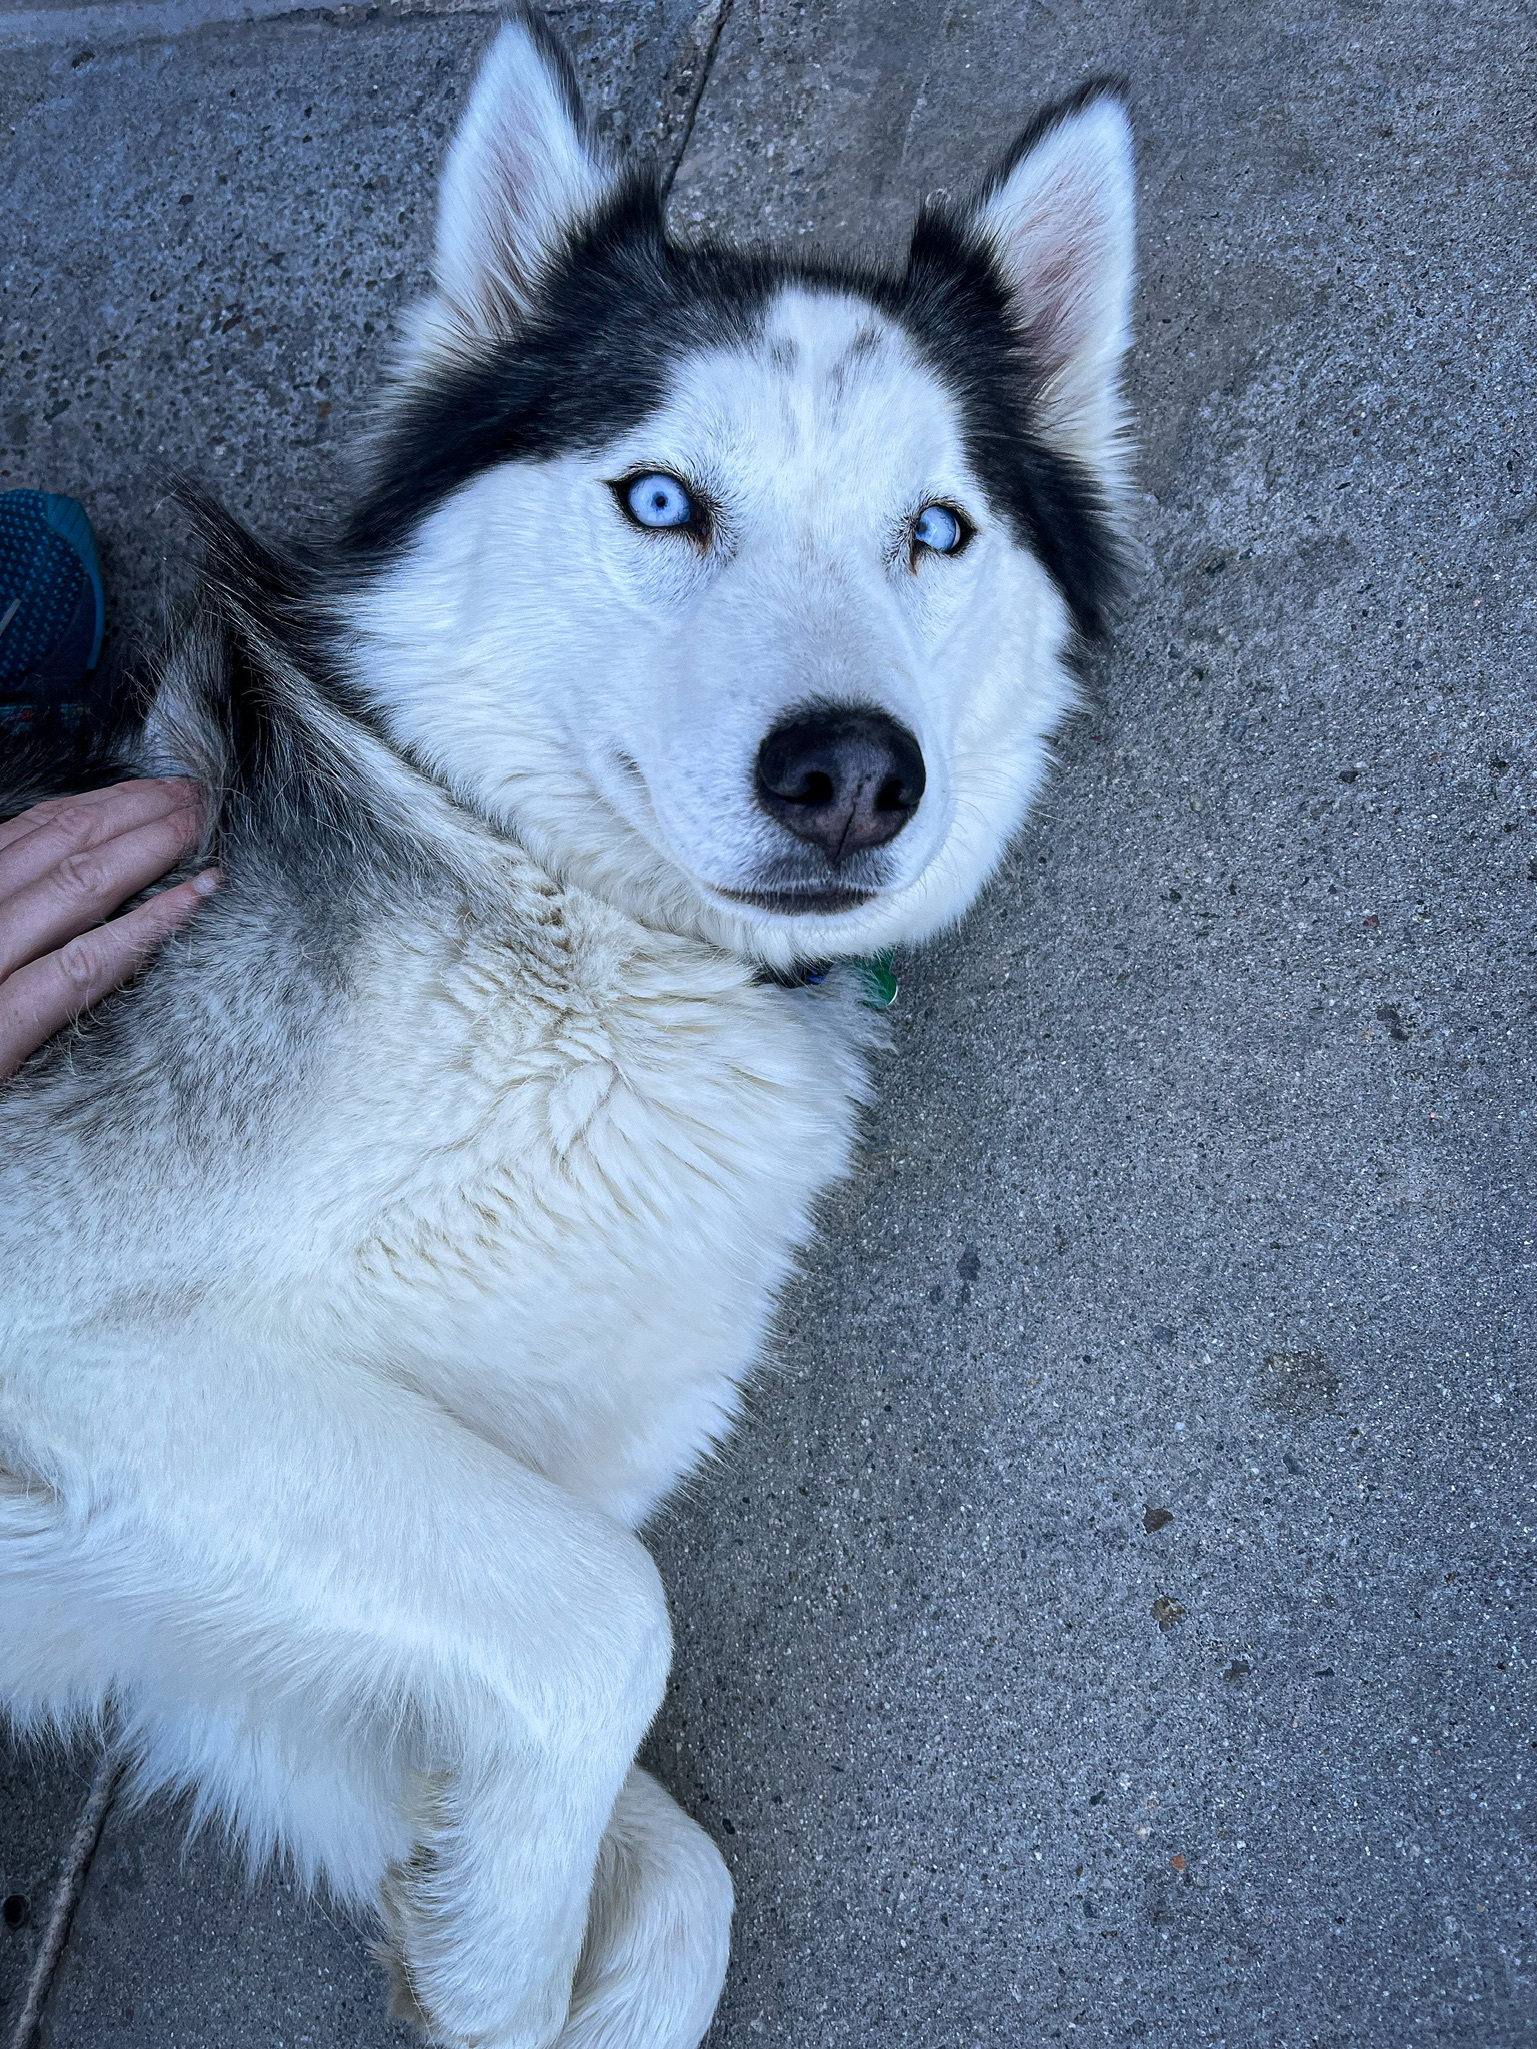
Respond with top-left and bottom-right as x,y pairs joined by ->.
969,84 -> 1135,479
432,13 -> 616,336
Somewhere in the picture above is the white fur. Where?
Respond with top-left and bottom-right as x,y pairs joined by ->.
435,18 -> 610,334
976,92 -> 1136,487
0,25 -> 1133,2048
1,860 -> 864,2042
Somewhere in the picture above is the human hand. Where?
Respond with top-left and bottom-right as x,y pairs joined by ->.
0,778 -> 218,1082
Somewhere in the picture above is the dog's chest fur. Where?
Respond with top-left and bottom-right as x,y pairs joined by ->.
235,861 -> 872,1527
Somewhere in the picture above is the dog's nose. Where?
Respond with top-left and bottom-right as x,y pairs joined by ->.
755,708 -> 925,862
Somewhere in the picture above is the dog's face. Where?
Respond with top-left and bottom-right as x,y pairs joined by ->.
343,20 -> 1134,965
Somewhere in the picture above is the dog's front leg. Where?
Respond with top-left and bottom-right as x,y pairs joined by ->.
25,1361 -> 675,2049
556,1767 -> 732,2049
370,1475 -> 673,2049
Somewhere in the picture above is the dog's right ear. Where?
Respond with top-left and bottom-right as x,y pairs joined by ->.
965,84 -> 1135,484
432,13 -> 614,336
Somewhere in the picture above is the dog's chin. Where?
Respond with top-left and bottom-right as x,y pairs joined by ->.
712,883 -> 877,917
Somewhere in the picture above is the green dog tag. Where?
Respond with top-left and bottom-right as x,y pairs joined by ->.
855,952 -> 898,1009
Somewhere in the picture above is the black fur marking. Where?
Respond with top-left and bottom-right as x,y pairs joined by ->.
982,75 -> 1132,196
893,206 -> 1123,640
342,179 -> 767,559
516,6 -> 589,143
343,114 -> 1127,640
156,493 -> 448,919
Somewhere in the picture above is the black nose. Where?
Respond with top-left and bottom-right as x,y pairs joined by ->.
755,708 -> 926,863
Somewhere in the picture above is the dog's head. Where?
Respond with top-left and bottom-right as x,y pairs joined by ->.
341,15 -> 1134,966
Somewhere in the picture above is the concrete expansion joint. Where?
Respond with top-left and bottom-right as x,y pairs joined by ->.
657,0 -> 735,197
5,1751 -> 120,2049
0,0 -> 502,55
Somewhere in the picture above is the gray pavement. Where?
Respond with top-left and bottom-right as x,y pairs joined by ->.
2,1 -> 1534,2044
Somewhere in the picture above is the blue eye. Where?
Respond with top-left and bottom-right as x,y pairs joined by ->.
913,503 -> 965,556
624,472 -> 696,530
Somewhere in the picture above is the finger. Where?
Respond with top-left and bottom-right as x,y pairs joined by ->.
0,807 -> 213,981
0,869 -> 220,1083
0,777 -> 200,857
0,779 -> 204,891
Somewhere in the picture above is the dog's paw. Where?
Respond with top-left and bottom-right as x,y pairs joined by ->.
371,1854 -> 437,2037
380,1944 -> 434,2034
376,1838 -> 575,2049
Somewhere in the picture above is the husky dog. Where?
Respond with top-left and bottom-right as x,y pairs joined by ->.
0,17 -> 1134,2046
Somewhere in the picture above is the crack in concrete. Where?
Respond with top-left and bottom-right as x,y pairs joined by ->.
0,0 -> 499,53
6,1750 -> 121,2049
656,0 -> 734,202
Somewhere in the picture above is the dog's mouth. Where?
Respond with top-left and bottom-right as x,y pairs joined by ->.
713,883 -> 878,916
602,754 -> 890,918
709,842 -> 893,918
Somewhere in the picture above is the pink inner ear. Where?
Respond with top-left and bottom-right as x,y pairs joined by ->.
998,173 -> 1121,363
482,134 -> 556,291
433,21 -> 609,333
973,102 -> 1134,473
450,116 -> 583,323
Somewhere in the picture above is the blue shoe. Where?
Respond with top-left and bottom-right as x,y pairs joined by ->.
0,491 -> 107,738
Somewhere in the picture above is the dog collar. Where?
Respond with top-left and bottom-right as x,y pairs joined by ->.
756,951 -> 898,1009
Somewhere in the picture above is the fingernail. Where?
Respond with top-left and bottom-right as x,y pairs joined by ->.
192,866 -> 223,895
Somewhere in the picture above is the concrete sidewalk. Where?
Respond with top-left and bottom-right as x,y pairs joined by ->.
2,1 -> 1534,2044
